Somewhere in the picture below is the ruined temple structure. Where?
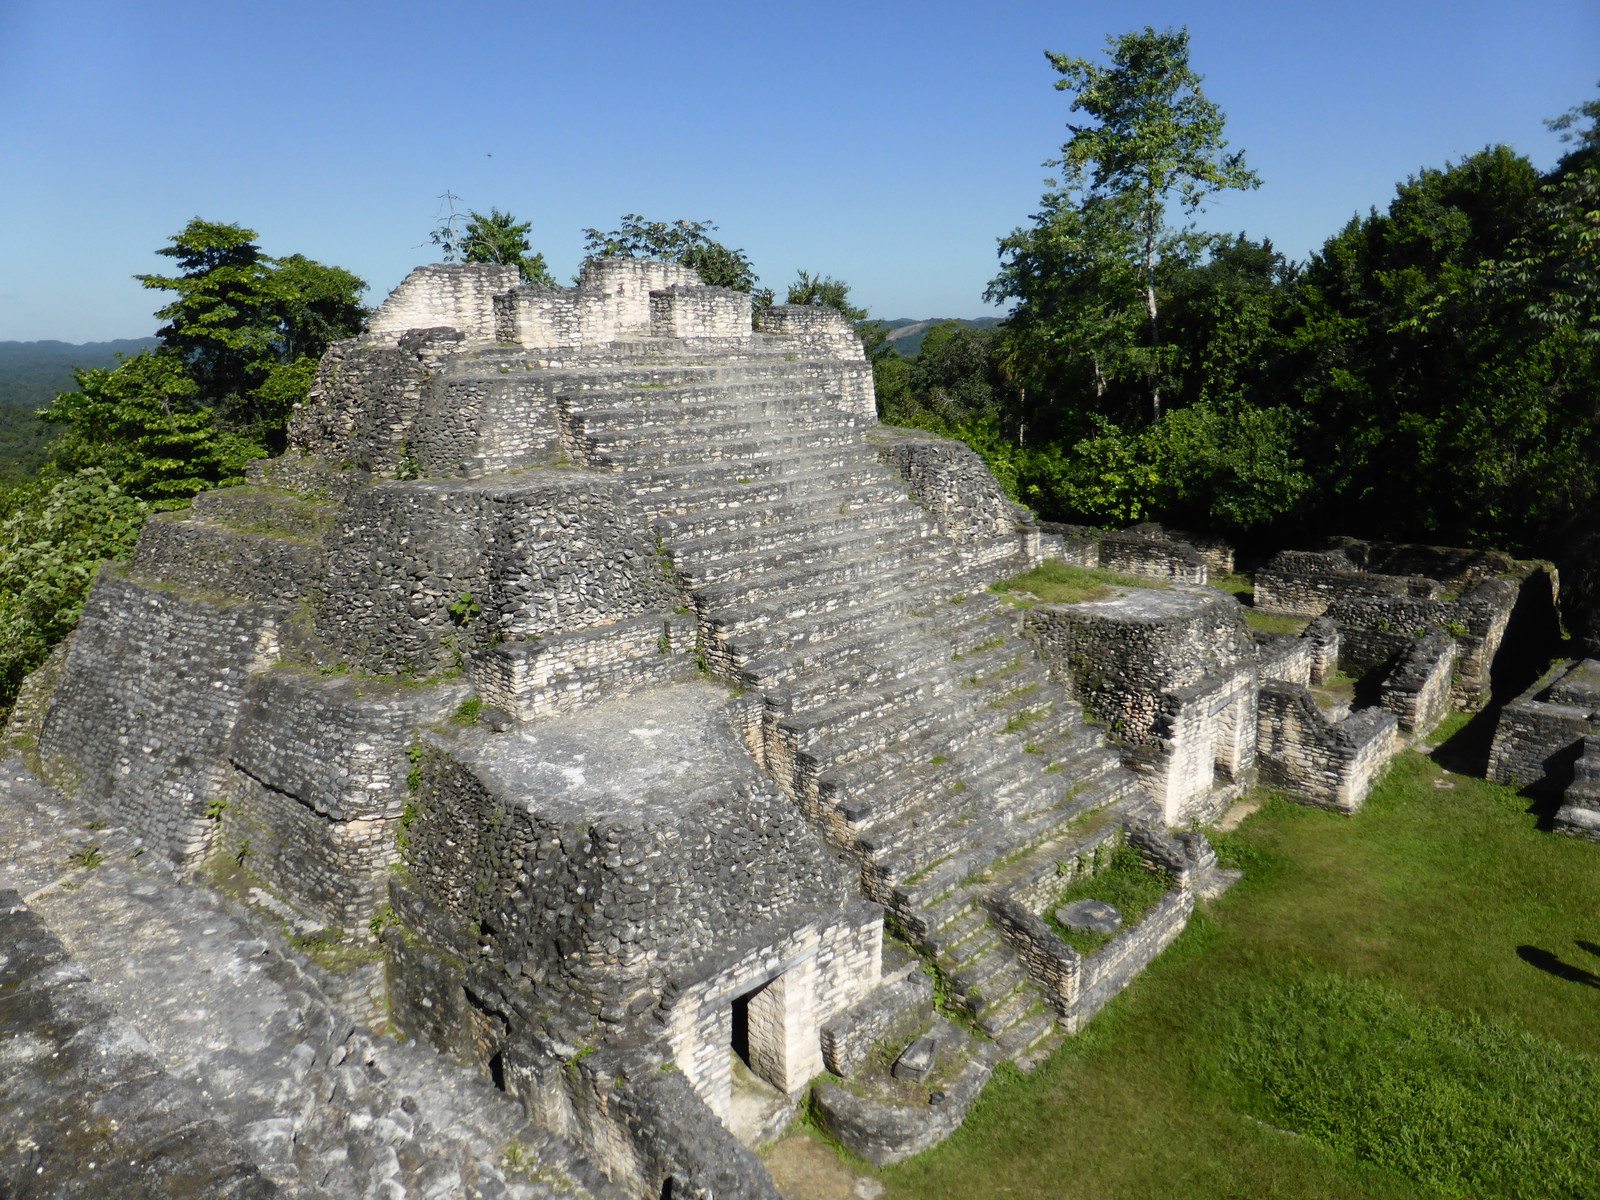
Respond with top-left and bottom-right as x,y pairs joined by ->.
4,261 -> 1229,1197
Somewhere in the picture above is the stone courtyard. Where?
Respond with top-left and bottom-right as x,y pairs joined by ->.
0,258 -> 1565,1199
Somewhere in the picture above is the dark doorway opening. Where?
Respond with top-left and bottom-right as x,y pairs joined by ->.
730,988 -> 753,1068
487,1048 -> 507,1092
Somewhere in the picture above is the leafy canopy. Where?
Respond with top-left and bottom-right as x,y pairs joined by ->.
581,215 -> 770,304
41,219 -> 366,503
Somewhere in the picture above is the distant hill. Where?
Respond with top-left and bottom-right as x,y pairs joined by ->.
877,317 -> 1003,359
0,339 -> 158,410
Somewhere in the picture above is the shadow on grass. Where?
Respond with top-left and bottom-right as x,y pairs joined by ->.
1429,706 -> 1500,778
1516,945 -> 1600,989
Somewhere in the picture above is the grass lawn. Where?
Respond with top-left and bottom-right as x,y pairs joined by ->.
992,560 -> 1166,605
839,725 -> 1600,1199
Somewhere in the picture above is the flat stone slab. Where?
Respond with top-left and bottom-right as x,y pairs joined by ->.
1065,584 -> 1220,621
1054,899 -> 1123,935
463,680 -> 757,821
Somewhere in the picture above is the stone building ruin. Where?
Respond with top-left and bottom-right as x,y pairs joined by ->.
0,254 -> 1573,1197
5,260 -> 1227,1198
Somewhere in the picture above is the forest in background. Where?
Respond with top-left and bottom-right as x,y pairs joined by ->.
0,29 -> 1595,717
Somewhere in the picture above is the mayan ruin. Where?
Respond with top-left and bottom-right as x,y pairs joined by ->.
0,253 -> 1573,1199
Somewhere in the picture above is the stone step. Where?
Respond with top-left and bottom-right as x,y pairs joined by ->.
677,518 -> 942,590
669,505 -> 933,583
922,907 -> 990,960
560,383 -> 846,425
755,610 -> 1019,716
691,537 -> 962,613
627,445 -> 889,508
974,981 -> 1041,1038
995,1010 -> 1064,1072
715,578 -> 983,664
591,426 -> 864,471
654,479 -> 914,542
188,486 -> 338,540
575,409 -> 861,458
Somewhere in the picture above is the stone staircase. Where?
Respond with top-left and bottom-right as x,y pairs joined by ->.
505,338 -> 1148,1064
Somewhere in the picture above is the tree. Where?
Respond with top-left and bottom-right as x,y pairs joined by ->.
456,207 -> 556,286
786,270 -> 866,320
581,215 -> 771,304
42,219 -> 367,497
1045,26 -> 1260,419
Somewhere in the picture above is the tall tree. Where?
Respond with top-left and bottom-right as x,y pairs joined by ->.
42,219 -> 366,498
456,207 -> 556,286
1046,26 -> 1260,419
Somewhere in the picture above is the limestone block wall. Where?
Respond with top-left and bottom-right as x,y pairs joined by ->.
649,285 -> 752,340
1257,634 -> 1315,685
394,742 -> 857,1033
1257,681 -> 1397,812
471,613 -> 697,721
1254,551 -> 1421,617
1328,577 -> 1515,706
316,472 -> 674,676
291,329 -> 464,474
407,366 -> 564,476
877,432 -> 1023,556
365,263 -> 518,345
1378,633 -> 1460,737
818,965 -> 933,1078
1097,531 -> 1209,585
219,668 -> 468,929
660,906 -> 881,1121
756,305 -> 866,363
1487,660 -> 1600,791
495,284 -> 630,349
31,570 -> 280,862
581,257 -> 702,330
1125,523 -> 1236,576
130,512 -> 326,605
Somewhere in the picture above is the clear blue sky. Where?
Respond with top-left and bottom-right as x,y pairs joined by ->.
1,0 -> 1595,342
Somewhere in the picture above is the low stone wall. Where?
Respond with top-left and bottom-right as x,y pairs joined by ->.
1329,577 -> 1515,706
1255,551 -> 1419,618
818,962 -> 933,1077
1097,531 -> 1209,585
1378,633 -> 1459,737
365,263 -> 518,345
1556,736 -> 1600,841
1257,681 -> 1397,812
1487,660 -> 1600,792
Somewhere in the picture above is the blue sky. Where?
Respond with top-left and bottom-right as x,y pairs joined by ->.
1,0 -> 1595,342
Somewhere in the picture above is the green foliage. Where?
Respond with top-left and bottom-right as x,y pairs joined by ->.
1039,26 -> 1261,421
451,207 -> 556,286
69,844 -> 106,869
448,591 -> 480,624
580,215 -> 771,306
41,220 -> 366,495
452,695 -> 482,725
785,269 -> 866,321
1226,973 -> 1600,1199
0,470 -> 148,716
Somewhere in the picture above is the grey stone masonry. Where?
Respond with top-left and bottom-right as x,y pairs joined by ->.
1024,586 -> 1258,823
1378,633 -> 1460,740
9,257 -> 1224,1194
1257,681 -> 1397,812
367,263 -> 519,345
1488,659 -> 1600,797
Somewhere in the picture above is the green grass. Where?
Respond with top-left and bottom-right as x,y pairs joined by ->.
1212,572 -> 1255,600
990,560 -> 1166,605
1244,610 -> 1309,636
867,734 -> 1600,1200
1046,843 -> 1175,953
